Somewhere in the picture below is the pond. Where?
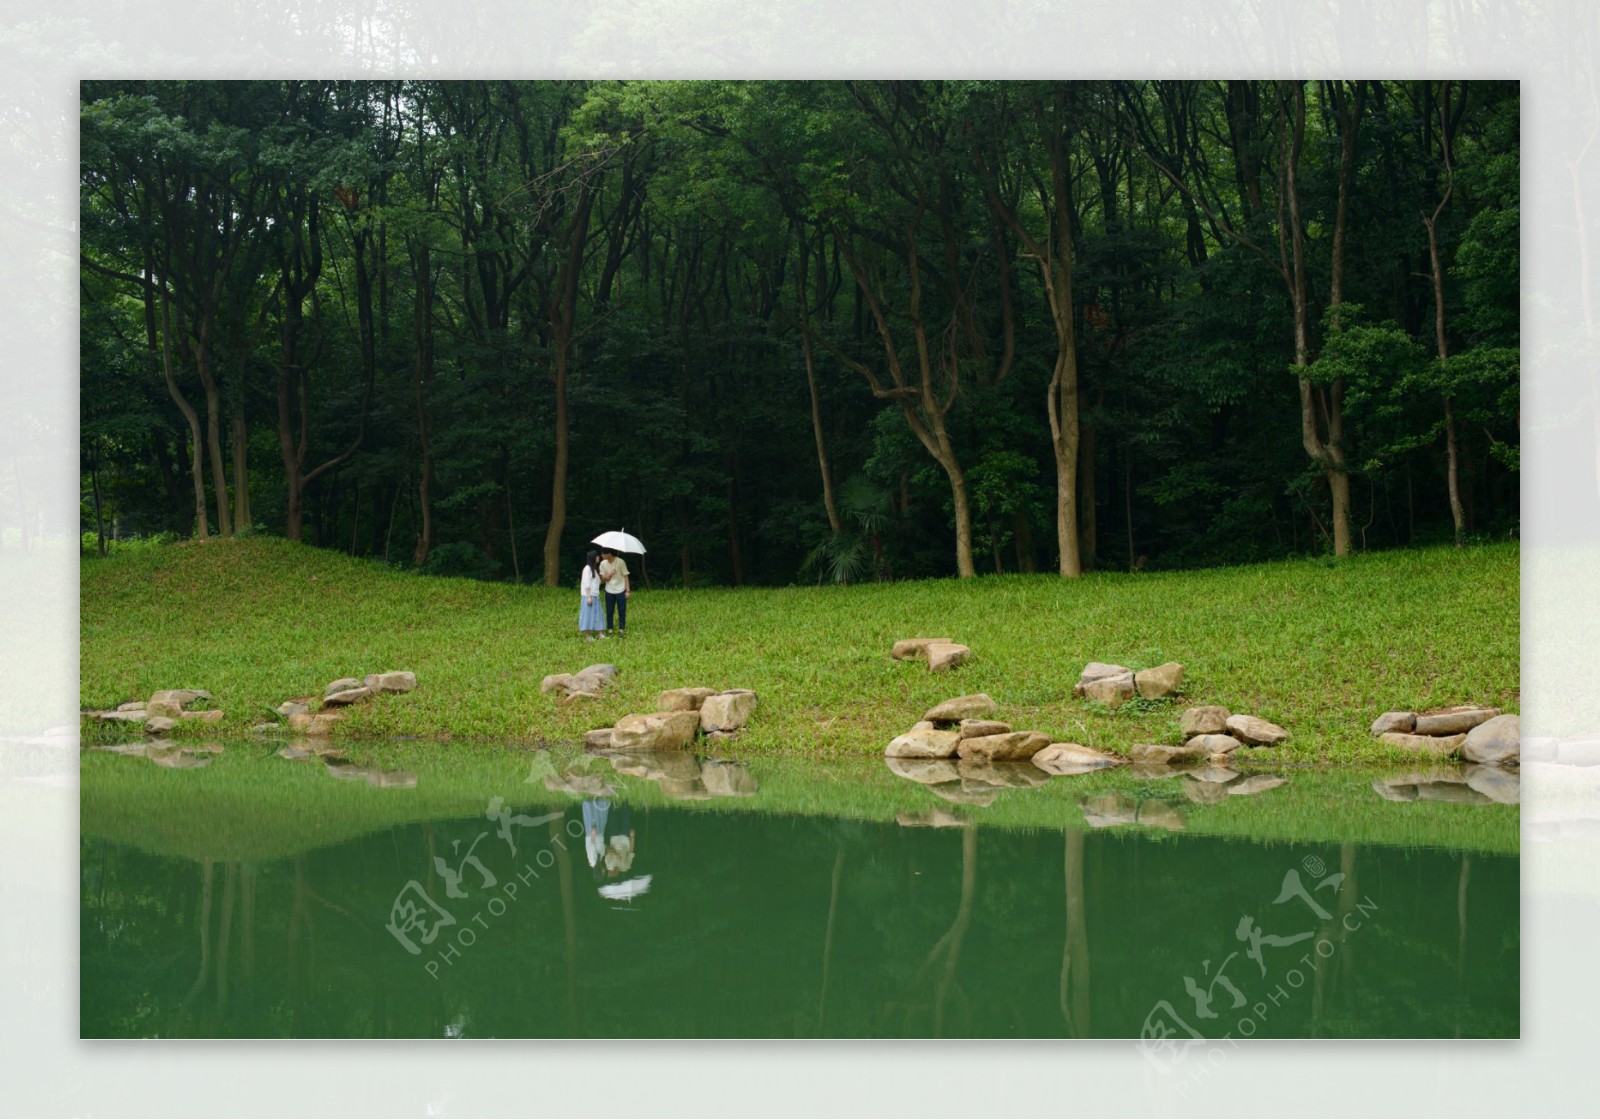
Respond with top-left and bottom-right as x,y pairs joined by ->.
80,740 -> 1519,1039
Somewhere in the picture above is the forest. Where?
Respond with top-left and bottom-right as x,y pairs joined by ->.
78,80 -> 1520,587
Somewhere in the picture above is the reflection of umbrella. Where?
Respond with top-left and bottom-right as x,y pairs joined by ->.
598,874 -> 652,901
591,529 -> 647,554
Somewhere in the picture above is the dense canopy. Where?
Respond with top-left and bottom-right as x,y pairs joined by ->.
79,80 -> 1519,585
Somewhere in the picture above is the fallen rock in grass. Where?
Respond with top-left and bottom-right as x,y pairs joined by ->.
304,712 -> 345,737
1137,801 -> 1187,830
1186,733 -> 1242,757
885,757 -> 961,784
1031,742 -> 1124,776
893,638 -> 955,661
611,710 -> 701,751
923,694 -> 998,724
1227,774 -> 1289,797
325,678 -> 363,697
1370,711 -> 1416,736
364,671 -> 418,693
144,716 -> 177,735
1379,731 -> 1467,757
957,730 -> 1051,762
1082,673 -> 1136,707
699,690 -> 758,734
323,687 -> 374,707
180,710 -> 224,724
1129,741 -> 1210,766
658,687 -> 717,712
277,701 -> 310,718
1462,714 -> 1520,767
700,759 -> 759,798
886,727 -> 962,759
1180,706 -> 1231,737
541,673 -> 579,695
1134,662 -> 1185,699
1464,764 -> 1520,804
96,710 -> 148,723
144,700 -> 183,721
1225,714 -> 1289,746
926,642 -> 972,672
1414,705 -> 1501,737
1073,662 -> 1133,697
150,689 -> 211,708
958,719 -> 1011,739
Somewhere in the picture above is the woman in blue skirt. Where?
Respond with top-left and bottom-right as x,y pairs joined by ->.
579,549 -> 605,640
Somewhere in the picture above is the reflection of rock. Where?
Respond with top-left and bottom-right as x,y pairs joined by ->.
1127,763 -> 1187,781
1414,705 -> 1501,737
1379,731 -> 1465,756
1227,775 -> 1289,797
699,690 -> 759,733
1414,781 -> 1493,804
896,807 -> 969,828
146,746 -> 213,769
892,637 -> 955,661
957,760 -> 1051,789
611,710 -> 701,750
885,757 -> 961,785
365,770 -> 418,788
885,727 -> 962,759
1031,742 -> 1124,776
1186,734 -> 1242,757
1370,711 -> 1416,736
1371,779 -> 1417,802
277,745 -> 317,761
658,687 -> 716,712
1182,779 -> 1232,804
1224,715 -> 1288,746
1464,764 -> 1520,804
1129,742 -> 1209,766
957,730 -> 1051,762
922,694 -> 998,724
1461,714 -> 1520,767
1073,662 -> 1132,697
1191,764 -> 1240,784
602,751 -> 701,783
1137,800 -> 1187,830
927,782 -> 997,807
1134,662 -> 1185,699
958,719 -> 1011,739
658,777 -> 713,800
324,759 -> 366,780
543,771 -> 617,797
926,642 -> 972,672
1180,706 -> 1231,736
1080,791 -> 1138,828
701,759 -> 759,797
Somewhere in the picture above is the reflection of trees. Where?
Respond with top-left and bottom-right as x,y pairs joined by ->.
816,848 -> 845,1031
1060,831 -> 1090,1037
882,824 -> 977,1037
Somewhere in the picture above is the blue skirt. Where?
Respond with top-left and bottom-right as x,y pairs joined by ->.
579,595 -> 605,632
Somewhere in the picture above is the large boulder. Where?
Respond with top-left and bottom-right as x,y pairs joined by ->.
1461,714 -> 1520,766
1031,742 -> 1124,776
926,642 -> 972,672
885,757 -> 961,785
364,671 -> 418,693
658,687 -> 717,712
1129,741 -> 1210,766
323,686 -> 374,707
885,727 -> 962,759
612,710 -> 701,751
923,694 -> 998,724
1134,662 -> 1185,700
699,690 -> 759,733
1186,733 -> 1242,757
1379,731 -> 1466,757
701,759 -> 759,797
1073,662 -> 1133,697
893,638 -> 955,661
959,719 -> 1012,739
1370,711 -> 1416,736
1082,673 -> 1136,707
1227,775 -> 1289,797
1180,706 -> 1231,737
1225,714 -> 1289,746
956,730 -> 1052,762
1414,705 -> 1501,737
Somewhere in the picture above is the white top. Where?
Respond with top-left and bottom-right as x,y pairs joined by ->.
599,557 -> 629,594
580,565 -> 602,598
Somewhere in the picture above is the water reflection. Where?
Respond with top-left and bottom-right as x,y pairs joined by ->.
1372,763 -> 1519,805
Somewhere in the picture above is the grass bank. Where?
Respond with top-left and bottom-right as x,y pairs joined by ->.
79,537 -> 1519,763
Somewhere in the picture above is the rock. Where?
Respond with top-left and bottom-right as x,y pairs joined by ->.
583,728 -> 617,750
956,730 -> 1052,762
699,690 -> 759,734
576,663 -> 618,684
1370,711 -> 1416,736
116,701 -> 148,712
179,710 -> 224,724
958,760 -> 1051,789
561,690 -> 601,705
1134,662 -> 1185,699
287,712 -> 313,732
306,713 -> 344,737
1182,779 -> 1232,804
923,694 -> 998,724
364,671 -> 418,693
1190,764 -> 1241,784
1129,741 -> 1210,766
703,729 -> 741,744
1180,706 -> 1231,736
885,757 -> 961,784
1225,714 -> 1289,746
541,673 -> 578,695
149,689 -> 210,708
658,687 -> 717,712
1186,733 -> 1242,756
1414,705 -> 1501,737
1073,662 -> 1133,697
144,700 -> 183,721
1461,714 -> 1520,766
249,722 -> 282,735
1082,673 -> 1136,707
611,710 -> 701,751
1379,731 -> 1467,757
701,760 -> 759,797
1464,764 -> 1520,804
1415,781 -> 1493,804
323,687 -> 374,707
926,642 -> 972,672
277,701 -> 310,718
927,782 -> 998,807
324,678 -> 362,697
1137,800 -> 1187,830
1031,742 -> 1124,776
1080,791 -> 1139,828
885,727 -> 962,759
959,719 -> 1012,739
1227,775 -> 1289,797
893,637 -> 955,661
1371,779 -> 1417,802
97,710 -> 147,723
143,716 -> 177,735
909,720 -> 937,732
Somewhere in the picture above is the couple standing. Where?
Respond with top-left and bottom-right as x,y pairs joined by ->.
580,547 -> 631,640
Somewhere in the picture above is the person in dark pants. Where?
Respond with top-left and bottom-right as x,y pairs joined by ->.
598,547 -> 631,636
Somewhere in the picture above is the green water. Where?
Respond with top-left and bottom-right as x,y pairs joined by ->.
79,743 -> 1519,1038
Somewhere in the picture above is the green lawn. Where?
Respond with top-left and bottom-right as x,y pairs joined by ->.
79,537 -> 1520,763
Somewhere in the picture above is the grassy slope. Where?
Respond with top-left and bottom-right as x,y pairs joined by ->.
79,537 -> 1520,763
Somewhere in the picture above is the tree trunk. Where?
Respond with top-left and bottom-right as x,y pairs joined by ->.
193,332 -> 233,537
411,243 -> 435,567
231,404 -> 250,533
89,440 -> 106,556
1049,351 -> 1082,578
1079,406 -> 1098,570
161,291 -> 210,541
798,228 -> 843,536
942,452 -> 976,580
542,185 -> 595,588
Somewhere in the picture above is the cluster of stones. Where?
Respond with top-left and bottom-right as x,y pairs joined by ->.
90,689 -> 223,737
583,687 -> 759,751
892,637 -> 972,673
551,751 -> 760,801
1130,704 -> 1293,767
1371,763 -> 1518,805
884,693 -> 1124,780
1369,706 -> 1520,766
269,671 -> 417,737
1072,661 -> 1185,707
540,663 -> 619,702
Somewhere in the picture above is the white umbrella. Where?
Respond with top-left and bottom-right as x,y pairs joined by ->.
591,529 -> 646,554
